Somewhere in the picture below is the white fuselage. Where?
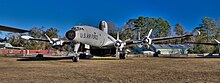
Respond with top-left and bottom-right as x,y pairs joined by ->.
73,26 -> 116,48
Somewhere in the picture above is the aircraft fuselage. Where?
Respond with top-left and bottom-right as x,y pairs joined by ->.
66,26 -> 116,48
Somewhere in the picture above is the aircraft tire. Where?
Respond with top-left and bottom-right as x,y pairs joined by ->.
72,56 -> 79,62
119,53 -> 125,59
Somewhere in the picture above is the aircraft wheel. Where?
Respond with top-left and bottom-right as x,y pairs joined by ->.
119,53 -> 125,59
36,54 -> 44,58
72,56 -> 79,62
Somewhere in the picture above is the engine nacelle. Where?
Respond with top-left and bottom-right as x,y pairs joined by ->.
114,40 -> 122,48
114,40 -> 126,51
66,30 -> 76,40
53,40 -> 64,46
142,37 -> 152,45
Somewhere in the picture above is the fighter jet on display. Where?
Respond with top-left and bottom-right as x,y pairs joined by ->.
63,21 -> 200,62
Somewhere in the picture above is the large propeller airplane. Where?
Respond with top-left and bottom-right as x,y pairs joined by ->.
62,21 -> 200,62
2,21 -> 200,62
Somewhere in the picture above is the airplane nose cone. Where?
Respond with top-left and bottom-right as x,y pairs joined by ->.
66,30 -> 76,40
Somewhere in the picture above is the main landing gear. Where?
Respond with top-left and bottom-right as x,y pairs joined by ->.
72,56 -> 79,62
118,52 -> 126,59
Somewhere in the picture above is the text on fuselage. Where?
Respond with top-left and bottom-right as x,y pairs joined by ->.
80,33 -> 98,40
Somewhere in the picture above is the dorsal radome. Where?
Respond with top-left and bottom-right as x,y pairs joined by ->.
99,21 -> 108,33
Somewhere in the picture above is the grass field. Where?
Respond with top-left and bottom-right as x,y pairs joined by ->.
0,56 -> 220,83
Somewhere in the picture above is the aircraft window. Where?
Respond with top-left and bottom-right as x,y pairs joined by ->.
94,32 -> 96,34
72,27 -> 84,31
72,27 -> 77,31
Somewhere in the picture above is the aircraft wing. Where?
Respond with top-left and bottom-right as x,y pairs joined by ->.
151,34 -> 194,41
124,30 -> 200,45
29,38 -> 50,42
125,33 -> 199,45
21,35 -> 71,45
185,42 -> 218,46
0,25 -> 30,33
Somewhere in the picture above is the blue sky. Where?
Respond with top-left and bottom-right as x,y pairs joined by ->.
0,0 -> 220,37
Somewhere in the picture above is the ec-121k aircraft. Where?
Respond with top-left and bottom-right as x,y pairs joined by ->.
63,21 -> 200,62
21,21 -> 200,62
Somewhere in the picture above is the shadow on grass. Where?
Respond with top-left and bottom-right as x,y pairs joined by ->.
160,56 -> 220,59
17,57 -> 72,61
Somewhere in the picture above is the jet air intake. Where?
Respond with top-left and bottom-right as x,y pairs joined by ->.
66,30 -> 76,40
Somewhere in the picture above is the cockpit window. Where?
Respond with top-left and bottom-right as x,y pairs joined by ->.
72,27 -> 84,31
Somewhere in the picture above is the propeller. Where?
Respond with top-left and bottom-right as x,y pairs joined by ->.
44,34 -> 55,54
192,30 -> 201,36
214,39 -> 220,54
114,32 -> 126,56
142,29 -> 153,48
44,34 -> 54,44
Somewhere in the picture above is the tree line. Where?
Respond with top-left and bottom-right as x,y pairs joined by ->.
6,16 -> 220,53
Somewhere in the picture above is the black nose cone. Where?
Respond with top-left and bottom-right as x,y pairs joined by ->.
66,30 -> 75,40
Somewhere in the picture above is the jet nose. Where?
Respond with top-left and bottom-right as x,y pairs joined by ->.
66,30 -> 76,40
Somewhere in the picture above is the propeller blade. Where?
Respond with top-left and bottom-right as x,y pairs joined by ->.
117,32 -> 119,40
147,29 -> 153,38
44,34 -> 53,44
193,31 -> 201,36
214,39 -> 220,44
